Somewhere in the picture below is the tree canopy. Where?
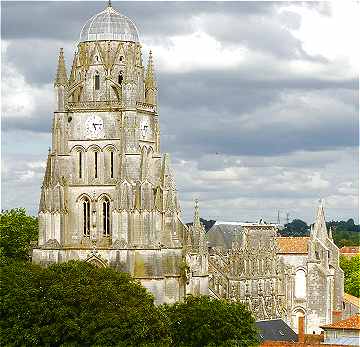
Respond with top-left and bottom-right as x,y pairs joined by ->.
0,208 -> 38,262
0,260 -> 170,347
340,255 -> 360,298
329,219 -> 360,247
162,295 -> 259,347
279,219 -> 309,237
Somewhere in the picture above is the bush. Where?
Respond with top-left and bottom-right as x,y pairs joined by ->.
340,255 -> 360,297
162,295 -> 259,347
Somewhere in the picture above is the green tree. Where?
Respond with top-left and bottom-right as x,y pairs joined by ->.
0,260 -> 171,346
340,255 -> 360,297
0,208 -> 38,261
162,295 -> 259,347
280,219 -> 309,237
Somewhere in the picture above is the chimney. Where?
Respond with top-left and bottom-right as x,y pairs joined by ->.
332,310 -> 342,322
298,316 -> 305,343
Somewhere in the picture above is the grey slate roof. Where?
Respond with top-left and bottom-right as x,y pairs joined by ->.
207,223 -> 243,249
256,319 -> 298,342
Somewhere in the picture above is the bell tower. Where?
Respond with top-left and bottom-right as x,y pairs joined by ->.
33,2 -> 209,303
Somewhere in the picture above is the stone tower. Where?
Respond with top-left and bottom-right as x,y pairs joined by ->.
32,3 -> 208,303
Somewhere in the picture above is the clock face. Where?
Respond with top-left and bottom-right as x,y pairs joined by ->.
85,115 -> 104,138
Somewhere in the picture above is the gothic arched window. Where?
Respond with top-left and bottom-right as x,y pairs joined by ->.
118,71 -> 123,85
102,198 -> 110,236
83,197 -> 90,237
94,72 -> 100,90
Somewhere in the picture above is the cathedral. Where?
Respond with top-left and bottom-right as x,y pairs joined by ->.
32,2 -> 343,335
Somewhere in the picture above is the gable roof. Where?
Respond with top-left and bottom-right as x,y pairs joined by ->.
276,237 -> 309,254
256,319 -> 298,342
321,314 -> 360,330
344,293 -> 360,308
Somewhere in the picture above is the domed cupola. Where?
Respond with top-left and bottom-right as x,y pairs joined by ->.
79,3 -> 139,43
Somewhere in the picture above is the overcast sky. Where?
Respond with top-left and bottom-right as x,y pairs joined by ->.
1,1 -> 359,224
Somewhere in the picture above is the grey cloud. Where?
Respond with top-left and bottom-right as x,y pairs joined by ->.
1,1 -> 277,40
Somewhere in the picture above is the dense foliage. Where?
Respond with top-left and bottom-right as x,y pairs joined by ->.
279,219 -> 309,237
162,295 -> 259,347
328,219 -> 360,247
0,208 -> 38,262
1,260 -> 170,346
340,255 -> 360,298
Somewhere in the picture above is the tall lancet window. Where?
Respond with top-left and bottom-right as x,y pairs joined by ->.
78,151 -> 82,178
94,152 -> 98,178
94,72 -> 100,90
83,198 -> 90,237
103,198 -> 110,236
118,71 -> 123,85
110,151 -> 114,178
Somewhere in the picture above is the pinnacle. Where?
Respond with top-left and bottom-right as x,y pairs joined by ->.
145,50 -> 156,88
194,198 -> 201,227
54,47 -> 68,87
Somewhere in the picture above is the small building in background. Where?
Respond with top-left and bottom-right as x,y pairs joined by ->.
340,246 -> 360,258
320,314 -> 360,346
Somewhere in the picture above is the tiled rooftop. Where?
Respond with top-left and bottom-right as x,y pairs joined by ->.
340,246 -> 360,254
276,237 -> 309,254
321,314 -> 360,330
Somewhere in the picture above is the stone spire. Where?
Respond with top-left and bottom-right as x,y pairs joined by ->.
313,199 -> 328,241
145,50 -> 157,105
54,48 -> 68,87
